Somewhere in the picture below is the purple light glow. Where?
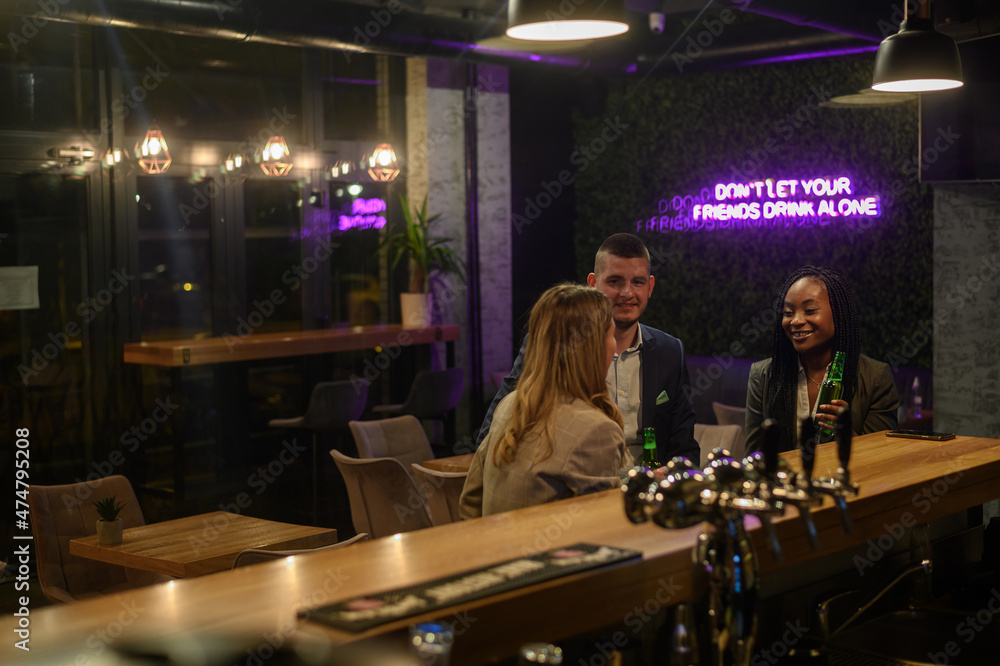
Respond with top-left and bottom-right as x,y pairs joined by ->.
736,46 -> 879,68
625,63 -> 637,74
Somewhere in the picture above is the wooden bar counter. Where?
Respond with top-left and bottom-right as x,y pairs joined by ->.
6,433 -> 1000,664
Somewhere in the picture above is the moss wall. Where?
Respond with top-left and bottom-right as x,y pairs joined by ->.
572,56 -> 933,368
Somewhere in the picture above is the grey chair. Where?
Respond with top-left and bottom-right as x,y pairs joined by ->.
28,475 -> 172,603
410,463 -> 467,526
349,415 -> 434,471
712,401 -> 747,428
330,450 -> 432,538
372,368 -> 464,449
371,368 -> 464,420
268,379 -> 369,524
694,423 -> 746,467
231,532 -> 370,568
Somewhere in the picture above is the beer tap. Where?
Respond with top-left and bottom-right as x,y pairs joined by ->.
808,407 -> 859,533
758,419 -> 823,551
621,414 -> 861,666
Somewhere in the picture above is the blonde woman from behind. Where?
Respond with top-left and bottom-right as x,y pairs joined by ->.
459,283 -> 628,519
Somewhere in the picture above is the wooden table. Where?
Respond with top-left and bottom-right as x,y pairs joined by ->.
124,325 -> 460,367
69,512 -> 338,578
8,433 -> 1000,665
420,453 -> 473,474
123,325 -> 461,514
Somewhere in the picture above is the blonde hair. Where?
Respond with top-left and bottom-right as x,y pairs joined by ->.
491,284 -> 624,466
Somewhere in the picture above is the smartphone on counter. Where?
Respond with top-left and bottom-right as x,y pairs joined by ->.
886,430 -> 956,441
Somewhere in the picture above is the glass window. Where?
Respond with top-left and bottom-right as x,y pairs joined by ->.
0,173 -> 91,460
0,22 -> 95,131
322,52 -> 380,142
244,179 -> 304,331
115,32 -> 304,146
136,176 -> 214,340
327,181 -> 388,325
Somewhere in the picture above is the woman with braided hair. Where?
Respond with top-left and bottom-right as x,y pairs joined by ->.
744,266 -> 900,454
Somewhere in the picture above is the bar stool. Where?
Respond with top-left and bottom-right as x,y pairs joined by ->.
372,368 -> 463,452
268,379 -> 369,525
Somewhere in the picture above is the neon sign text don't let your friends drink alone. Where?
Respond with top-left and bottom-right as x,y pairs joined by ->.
639,176 -> 880,233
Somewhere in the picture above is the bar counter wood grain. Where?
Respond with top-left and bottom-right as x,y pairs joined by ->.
123,324 -> 461,366
6,433 -> 1000,664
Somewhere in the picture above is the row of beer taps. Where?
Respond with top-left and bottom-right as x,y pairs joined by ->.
622,408 -> 860,666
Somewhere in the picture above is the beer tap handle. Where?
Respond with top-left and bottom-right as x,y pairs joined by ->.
759,514 -> 783,561
834,495 -> 853,534
798,502 -> 821,551
762,418 -> 779,479
836,406 -> 852,473
800,417 -> 817,483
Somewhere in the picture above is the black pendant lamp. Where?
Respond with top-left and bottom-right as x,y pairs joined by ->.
872,2 -> 962,92
506,0 -> 629,41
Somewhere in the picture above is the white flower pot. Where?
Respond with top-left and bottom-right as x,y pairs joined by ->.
96,519 -> 123,545
400,292 -> 433,329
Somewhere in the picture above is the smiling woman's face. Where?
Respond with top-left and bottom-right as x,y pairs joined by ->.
781,277 -> 835,357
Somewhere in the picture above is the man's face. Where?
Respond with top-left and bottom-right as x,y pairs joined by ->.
588,255 -> 654,329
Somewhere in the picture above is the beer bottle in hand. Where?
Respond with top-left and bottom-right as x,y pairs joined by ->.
815,351 -> 846,438
642,427 -> 662,469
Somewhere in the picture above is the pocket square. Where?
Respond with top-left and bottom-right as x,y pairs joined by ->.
656,390 -> 669,405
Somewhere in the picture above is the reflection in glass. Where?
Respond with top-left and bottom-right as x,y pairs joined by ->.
136,177 -> 213,340
244,180 -> 303,331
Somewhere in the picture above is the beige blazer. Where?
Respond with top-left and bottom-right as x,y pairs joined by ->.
459,392 -> 627,519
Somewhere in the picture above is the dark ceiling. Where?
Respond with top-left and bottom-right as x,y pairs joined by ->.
5,0 -> 1000,75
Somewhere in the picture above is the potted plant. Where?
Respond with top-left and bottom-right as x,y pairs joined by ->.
93,496 -> 128,545
381,194 -> 466,328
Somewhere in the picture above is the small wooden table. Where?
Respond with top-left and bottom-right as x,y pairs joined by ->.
69,511 -> 338,578
420,453 -> 473,474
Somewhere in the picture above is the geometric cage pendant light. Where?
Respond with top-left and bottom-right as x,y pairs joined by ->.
506,0 -> 628,41
872,2 -> 962,93
136,123 -> 172,174
260,135 -> 293,177
367,143 -> 400,182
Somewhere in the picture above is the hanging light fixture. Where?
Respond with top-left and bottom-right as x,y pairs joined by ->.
222,153 -> 245,174
260,136 -> 293,176
367,143 -> 399,182
330,159 -> 355,182
506,0 -> 628,41
136,124 -> 172,174
102,147 -> 123,169
872,1 -> 962,93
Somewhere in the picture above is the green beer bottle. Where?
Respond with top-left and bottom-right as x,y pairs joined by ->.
815,351 -> 846,438
642,427 -> 662,469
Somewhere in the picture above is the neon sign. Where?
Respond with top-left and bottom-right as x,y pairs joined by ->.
292,197 -> 387,240
639,176 -> 881,233
338,197 -> 386,231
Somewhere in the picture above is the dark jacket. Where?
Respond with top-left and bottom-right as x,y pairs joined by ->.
744,354 -> 900,454
477,323 -> 700,463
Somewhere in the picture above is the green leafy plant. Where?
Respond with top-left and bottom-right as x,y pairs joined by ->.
381,194 -> 466,293
93,496 -> 127,522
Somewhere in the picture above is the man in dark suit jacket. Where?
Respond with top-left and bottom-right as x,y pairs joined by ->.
476,234 -> 699,463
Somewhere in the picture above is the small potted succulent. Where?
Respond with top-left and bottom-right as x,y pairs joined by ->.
93,496 -> 127,545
